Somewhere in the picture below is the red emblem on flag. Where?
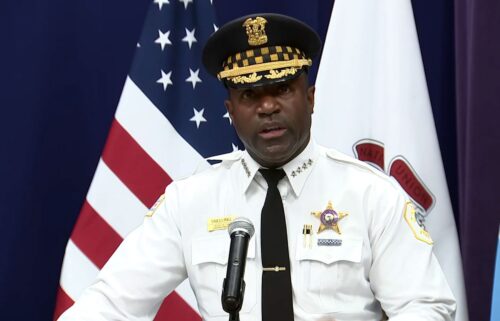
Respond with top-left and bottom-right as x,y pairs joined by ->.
353,139 -> 435,226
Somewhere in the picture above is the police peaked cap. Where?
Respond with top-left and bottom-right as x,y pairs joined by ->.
202,13 -> 322,88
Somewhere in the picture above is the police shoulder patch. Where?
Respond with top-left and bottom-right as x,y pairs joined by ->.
146,194 -> 165,218
403,201 -> 433,245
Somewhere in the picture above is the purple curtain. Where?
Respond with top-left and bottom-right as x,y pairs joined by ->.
455,0 -> 500,320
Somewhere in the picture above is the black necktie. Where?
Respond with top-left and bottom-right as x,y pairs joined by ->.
259,169 -> 294,321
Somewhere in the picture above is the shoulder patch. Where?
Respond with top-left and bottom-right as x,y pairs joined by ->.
403,201 -> 433,245
146,194 -> 165,218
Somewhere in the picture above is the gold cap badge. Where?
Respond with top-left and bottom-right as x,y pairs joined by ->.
243,16 -> 268,46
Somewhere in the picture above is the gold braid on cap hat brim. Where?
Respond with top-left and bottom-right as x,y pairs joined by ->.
218,58 -> 312,82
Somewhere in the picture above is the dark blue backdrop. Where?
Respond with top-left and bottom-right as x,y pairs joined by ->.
2,1 -> 497,320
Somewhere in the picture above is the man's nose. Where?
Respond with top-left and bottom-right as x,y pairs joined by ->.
258,95 -> 280,115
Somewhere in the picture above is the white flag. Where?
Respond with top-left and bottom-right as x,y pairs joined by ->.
313,0 -> 468,320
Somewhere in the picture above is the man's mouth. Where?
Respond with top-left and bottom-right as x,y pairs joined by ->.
259,126 -> 287,139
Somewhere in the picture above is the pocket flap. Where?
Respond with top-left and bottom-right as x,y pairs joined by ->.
295,236 -> 363,264
192,233 -> 256,265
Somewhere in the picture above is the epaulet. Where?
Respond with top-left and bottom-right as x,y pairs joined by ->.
324,147 -> 390,181
206,150 -> 244,166
180,151 -> 243,178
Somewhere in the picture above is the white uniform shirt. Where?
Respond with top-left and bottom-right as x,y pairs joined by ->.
59,140 -> 456,321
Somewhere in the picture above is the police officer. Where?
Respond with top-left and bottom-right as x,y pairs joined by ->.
59,13 -> 456,321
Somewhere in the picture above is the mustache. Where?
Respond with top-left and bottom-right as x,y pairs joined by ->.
259,120 -> 287,133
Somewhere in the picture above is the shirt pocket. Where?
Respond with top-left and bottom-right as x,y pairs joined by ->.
191,233 -> 257,317
293,233 -> 364,314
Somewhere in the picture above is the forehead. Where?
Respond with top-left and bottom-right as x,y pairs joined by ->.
228,74 -> 307,94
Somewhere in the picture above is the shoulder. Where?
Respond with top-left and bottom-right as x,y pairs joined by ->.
169,150 -> 242,189
206,150 -> 245,167
321,146 -> 384,176
319,145 -> 405,195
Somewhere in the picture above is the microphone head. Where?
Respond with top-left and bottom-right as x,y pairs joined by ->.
228,217 -> 255,238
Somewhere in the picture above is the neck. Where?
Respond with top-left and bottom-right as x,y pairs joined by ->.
249,135 -> 311,169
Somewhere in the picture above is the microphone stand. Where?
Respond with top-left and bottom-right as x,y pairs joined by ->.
229,312 -> 239,321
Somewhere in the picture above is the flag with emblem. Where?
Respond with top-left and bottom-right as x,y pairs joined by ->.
313,0 -> 468,320
53,0 -> 241,319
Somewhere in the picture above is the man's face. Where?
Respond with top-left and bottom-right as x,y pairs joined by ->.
225,74 -> 315,168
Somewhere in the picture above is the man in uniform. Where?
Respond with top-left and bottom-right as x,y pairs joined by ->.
58,13 -> 456,321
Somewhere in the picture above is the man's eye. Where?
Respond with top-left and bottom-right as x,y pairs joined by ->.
278,85 -> 291,94
241,90 -> 255,99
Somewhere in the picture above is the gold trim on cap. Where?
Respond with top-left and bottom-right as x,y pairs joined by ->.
218,58 -> 312,80
264,67 -> 298,79
229,73 -> 263,84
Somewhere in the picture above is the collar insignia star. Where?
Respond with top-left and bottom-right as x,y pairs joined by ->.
311,201 -> 348,234
241,158 -> 251,177
291,158 -> 313,178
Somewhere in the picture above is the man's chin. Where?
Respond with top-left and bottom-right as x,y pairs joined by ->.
257,145 -> 294,167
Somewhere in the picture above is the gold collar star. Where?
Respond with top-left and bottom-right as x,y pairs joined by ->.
311,201 -> 349,234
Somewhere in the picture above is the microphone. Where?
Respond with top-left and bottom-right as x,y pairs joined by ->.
221,217 -> 255,314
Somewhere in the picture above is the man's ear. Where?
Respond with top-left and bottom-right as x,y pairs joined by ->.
307,85 -> 315,113
224,99 -> 234,115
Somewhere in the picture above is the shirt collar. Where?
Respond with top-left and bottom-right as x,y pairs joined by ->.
281,139 -> 317,196
237,139 -> 318,196
237,151 -> 261,194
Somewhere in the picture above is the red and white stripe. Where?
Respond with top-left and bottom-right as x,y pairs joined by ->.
54,78 -> 204,320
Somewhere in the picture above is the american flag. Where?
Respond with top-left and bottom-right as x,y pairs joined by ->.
53,0 -> 242,319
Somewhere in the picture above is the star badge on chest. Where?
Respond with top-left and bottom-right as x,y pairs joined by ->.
311,201 -> 349,234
